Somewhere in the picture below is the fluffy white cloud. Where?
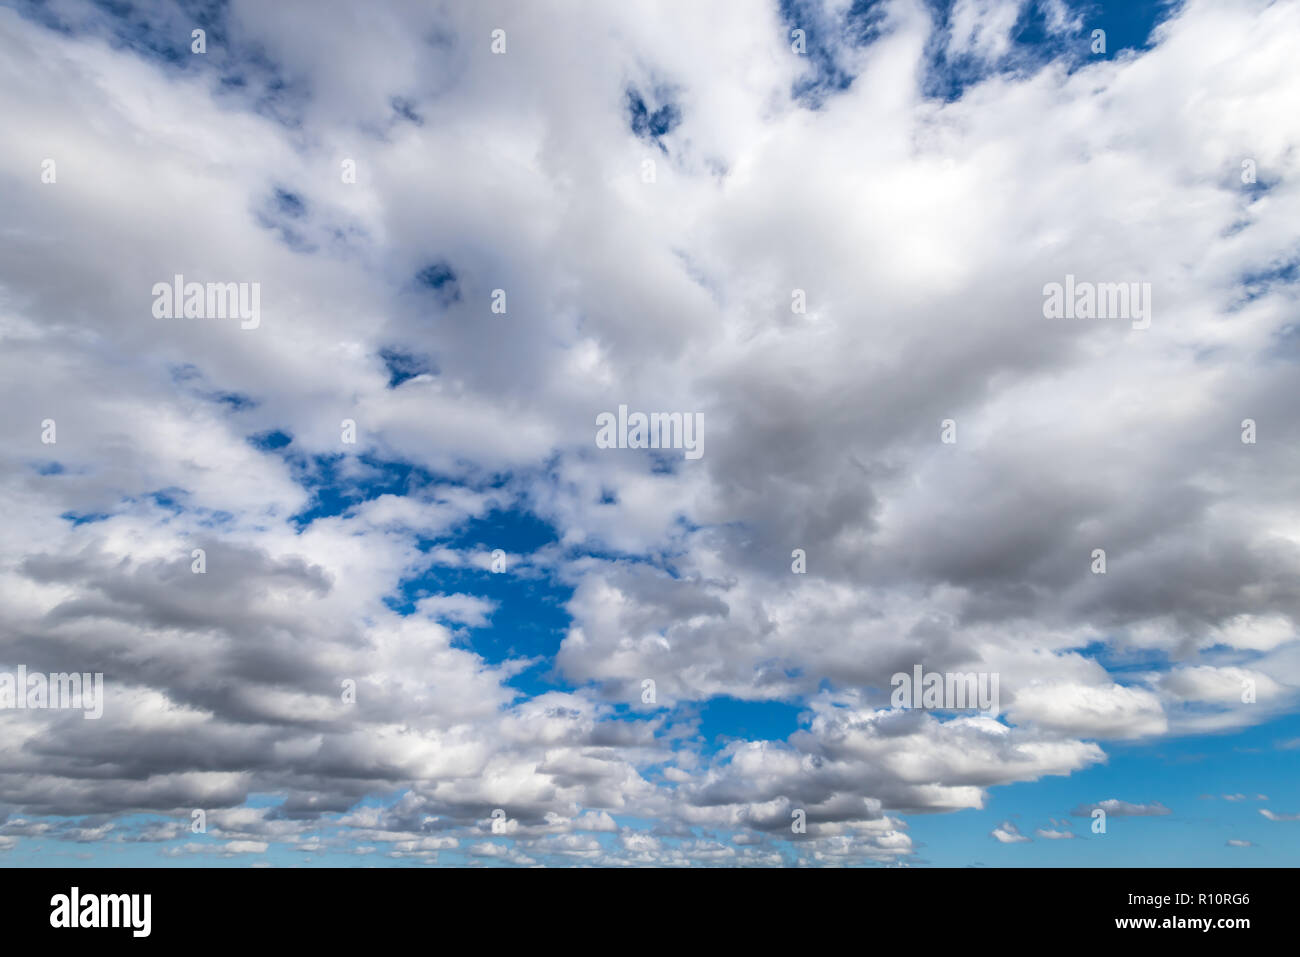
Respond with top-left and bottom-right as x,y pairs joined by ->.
0,0 -> 1296,865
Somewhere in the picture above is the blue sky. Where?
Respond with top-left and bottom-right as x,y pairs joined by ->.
0,0 -> 1298,867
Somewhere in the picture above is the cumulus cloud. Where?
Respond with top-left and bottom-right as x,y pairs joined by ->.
1260,809 -> 1300,822
1035,828 -> 1075,839
0,0 -> 1296,865
1070,800 -> 1171,818
991,821 -> 1030,843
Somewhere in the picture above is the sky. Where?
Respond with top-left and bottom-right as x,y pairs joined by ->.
0,0 -> 1298,867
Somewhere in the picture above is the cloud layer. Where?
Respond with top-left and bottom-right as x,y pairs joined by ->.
0,0 -> 1297,865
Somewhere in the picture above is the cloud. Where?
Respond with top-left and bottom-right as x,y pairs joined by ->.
1035,828 -> 1075,839
0,0 -> 1296,866
1071,800 -> 1172,818
992,821 -> 1031,843
1260,809 -> 1300,822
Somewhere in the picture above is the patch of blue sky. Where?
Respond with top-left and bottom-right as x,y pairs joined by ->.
247,429 -> 292,451
1078,0 -> 1179,57
780,0 -> 858,106
1068,638 -> 1172,676
378,347 -> 437,388
255,187 -> 318,254
920,0 -> 1075,102
693,697 -> 807,753
192,508 -> 235,527
11,0 -> 311,128
280,453 -> 454,529
170,363 -> 258,411
214,46 -> 310,130
93,0 -> 228,66
62,487 -> 224,525
11,0 -> 229,68
59,510 -> 112,526
270,187 -> 306,218
250,445 -> 571,686
414,260 -> 461,305
145,488 -> 186,510
625,86 -> 682,152
1235,257 -> 1300,306
776,0 -> 1183,108
392,508 -> 573,694
907,709 -> 1300,867
209,390 -> 256,410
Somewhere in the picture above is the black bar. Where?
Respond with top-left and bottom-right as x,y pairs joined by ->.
0,867 -> 1285,943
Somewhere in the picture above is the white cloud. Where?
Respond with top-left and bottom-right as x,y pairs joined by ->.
992,821 -> 1031,843
0,0 -> 1296,865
